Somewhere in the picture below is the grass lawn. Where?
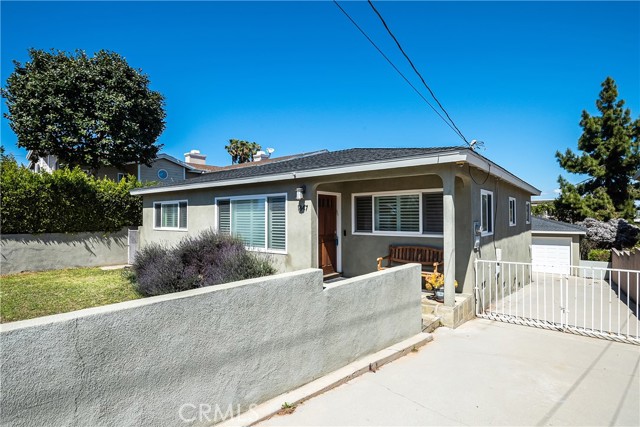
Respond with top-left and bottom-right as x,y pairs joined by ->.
1,267 -> 142,323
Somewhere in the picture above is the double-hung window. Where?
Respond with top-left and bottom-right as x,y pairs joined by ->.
508,197 -> 517,226
480,190 -> 494,236
216,195 -> 286,252
154,200 -> 188,230
525,201 -> 531,224
353,190 -> 443,236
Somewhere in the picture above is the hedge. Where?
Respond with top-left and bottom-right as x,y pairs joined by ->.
1,154 -> 144,234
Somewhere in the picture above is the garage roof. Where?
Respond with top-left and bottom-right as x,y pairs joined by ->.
531,216 -> 586,235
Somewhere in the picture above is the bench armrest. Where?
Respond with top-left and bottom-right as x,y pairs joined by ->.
376,255 -> 389,270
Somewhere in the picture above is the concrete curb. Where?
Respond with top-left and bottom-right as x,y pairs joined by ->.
217,332 -> 433,427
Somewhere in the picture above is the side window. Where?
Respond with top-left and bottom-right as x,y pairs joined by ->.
509,197 -> 516,226
525,201 -> 531,224
480,190 -> 494,236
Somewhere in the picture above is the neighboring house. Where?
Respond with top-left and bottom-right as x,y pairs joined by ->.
26,150 -> 212,183
131,146 -> 541,298
531,216 -> 586,275
531,198 -> 555,219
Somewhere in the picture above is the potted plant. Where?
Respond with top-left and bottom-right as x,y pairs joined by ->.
424,273 -> 457,303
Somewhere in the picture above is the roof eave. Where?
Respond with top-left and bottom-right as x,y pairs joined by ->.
130,148 -> 541,196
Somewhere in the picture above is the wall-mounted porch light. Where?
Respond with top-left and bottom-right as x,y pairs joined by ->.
295,185 -> 306,201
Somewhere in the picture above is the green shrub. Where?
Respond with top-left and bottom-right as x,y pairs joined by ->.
587,249 -> 611,262
132,229 -> 276,297
0,154 -> 143,233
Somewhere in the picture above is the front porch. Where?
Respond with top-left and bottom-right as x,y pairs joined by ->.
313,163 -> 469,308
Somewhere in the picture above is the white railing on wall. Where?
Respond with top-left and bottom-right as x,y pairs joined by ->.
474,259 -> 639,345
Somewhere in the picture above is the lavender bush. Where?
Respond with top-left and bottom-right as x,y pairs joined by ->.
578,217 -> 640,259
132,229 -> 276,296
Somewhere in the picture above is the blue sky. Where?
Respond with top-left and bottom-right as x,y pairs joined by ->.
2,1 -> 639,199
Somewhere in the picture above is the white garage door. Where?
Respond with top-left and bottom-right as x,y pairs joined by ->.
532,236 -> 571,275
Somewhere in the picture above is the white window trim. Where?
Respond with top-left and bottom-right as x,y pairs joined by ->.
153,200 -> 188,231
480,189 -> 494,237
157,169 -> 168,180
509,197 -> 517,227
351,188 -> 444,238
525,201 -> 531,224
214,193 -> 288,254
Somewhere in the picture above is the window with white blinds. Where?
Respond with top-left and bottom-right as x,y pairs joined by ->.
153,201 -> 188,230
353,191 -> 443,236
216,195 -> 286,251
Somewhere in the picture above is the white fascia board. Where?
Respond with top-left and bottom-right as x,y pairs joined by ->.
130,149 -> 539,196
531,230 -> 586,235
465,151 -> 541,196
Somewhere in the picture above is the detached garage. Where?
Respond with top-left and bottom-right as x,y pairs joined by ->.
531,216 -> 586,274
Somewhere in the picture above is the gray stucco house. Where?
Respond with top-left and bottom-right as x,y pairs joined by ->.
27,150 -> 213,183
131,146 -> 541,306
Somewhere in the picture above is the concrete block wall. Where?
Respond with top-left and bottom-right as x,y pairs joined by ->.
0,228 -> 130,275
0,265 -> 422,426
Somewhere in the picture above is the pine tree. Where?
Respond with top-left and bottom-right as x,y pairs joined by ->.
555,77 -> 639,221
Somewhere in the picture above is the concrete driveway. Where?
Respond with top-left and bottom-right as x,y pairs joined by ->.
260,319 -> 639,426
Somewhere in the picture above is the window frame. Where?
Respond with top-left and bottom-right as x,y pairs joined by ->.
117,173 -> 125,182
351,188 -> 444,238
153,200 -> 188,231
508,197 -> 517,227
214,193 -> 288,254
480,189 -> 494,237
157,169 -> 168,180
525,201 -> 531,224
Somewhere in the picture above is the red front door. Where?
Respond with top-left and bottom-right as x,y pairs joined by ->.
318,194 -> 338,275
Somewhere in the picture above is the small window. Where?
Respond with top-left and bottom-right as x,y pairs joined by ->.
525,201 -> 531,224
480,190 -> 494,236
154,201 -> 188,230
117,173 -> 125,182
157,169 -> 168,180
509,197 -> 516,226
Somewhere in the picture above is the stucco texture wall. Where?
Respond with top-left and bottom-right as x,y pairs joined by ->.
0,265 -> 422,427
0,229 -> 129,274
139,181 -> 314,273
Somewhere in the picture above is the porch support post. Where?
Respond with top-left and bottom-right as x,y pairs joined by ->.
442,166 -> 456,307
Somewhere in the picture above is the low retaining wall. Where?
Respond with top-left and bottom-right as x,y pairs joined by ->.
0,228 -> 129,274
0,265 -> 422,427
612,248 -> 639,303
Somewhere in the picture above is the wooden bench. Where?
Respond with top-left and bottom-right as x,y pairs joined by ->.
376,245 -> 444,281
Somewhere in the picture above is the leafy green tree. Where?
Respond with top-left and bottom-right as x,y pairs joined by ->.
555,77 -> 639,222
225,139 -> 261,164
2,49 -> 166,172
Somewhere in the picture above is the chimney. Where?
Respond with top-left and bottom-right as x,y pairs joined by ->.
184,149 -> 206,165
254,147 -> 274,162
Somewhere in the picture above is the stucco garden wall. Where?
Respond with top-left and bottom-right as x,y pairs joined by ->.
0,228 -> 129,275
0,265 -> 422,427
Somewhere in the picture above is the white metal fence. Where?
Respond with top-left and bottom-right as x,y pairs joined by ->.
475,259 -> 640,345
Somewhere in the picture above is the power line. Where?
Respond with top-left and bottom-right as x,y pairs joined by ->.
332,0 -> 466,142
366,0 -> 470,145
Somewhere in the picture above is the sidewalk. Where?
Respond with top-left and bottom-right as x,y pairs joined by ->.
260,319 -> 640,426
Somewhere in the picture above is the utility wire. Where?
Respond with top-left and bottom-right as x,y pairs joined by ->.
367,0 -> 470,145
332,0 -> 466,141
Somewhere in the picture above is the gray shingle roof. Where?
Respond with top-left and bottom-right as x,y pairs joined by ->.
152,147 -> 466,189
531,216 -> 586,234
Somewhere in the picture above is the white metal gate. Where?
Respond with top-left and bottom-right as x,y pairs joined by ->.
475,259 -> 640,345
